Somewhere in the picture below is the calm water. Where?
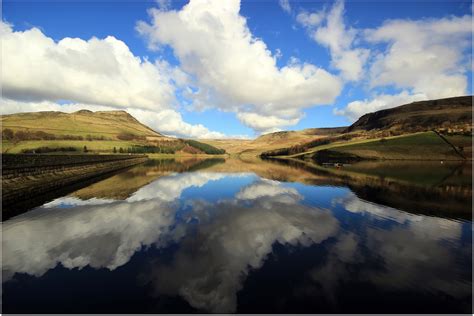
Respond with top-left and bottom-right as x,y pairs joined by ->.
2,158 -> 472,313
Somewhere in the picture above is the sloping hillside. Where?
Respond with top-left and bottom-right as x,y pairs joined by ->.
1,110 -> 225,155
260,96 -> 472,159
1,110 -> 165,140
346,95 -> 472,132
201,127 -> 347,156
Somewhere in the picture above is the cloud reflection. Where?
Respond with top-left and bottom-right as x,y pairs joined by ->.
146,180 -> 339,313
2,173 -> 470,313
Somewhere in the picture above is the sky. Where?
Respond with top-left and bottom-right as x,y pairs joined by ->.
2,0 -> 473,139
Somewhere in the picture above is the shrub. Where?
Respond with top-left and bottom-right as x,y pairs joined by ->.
13,130 -> 29,141
117,133 -> 136,141
21,146 -> 78,154
183,139 -> 226,155
2,128 -> 14,140
260,133 -> 362,158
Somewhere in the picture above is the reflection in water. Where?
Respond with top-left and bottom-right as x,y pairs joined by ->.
146,180 -> 338,313
2,158 -> 472,313
267,158 -> 472,219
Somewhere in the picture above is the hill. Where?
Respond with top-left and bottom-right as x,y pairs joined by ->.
203,97 -> 472,158
201,127 -> 347,156
1,110 -> 225,155
346,95 -> 472,133
1,110 -> 165,140
260,96 -> 472,160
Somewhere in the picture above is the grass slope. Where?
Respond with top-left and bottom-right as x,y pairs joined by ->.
1,110 -> 163,139
199,128 -> 347,156
347,95 -> 472,132
310,132 -> 464,161
1,110 -> 226,155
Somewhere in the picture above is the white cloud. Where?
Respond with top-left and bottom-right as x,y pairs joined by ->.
126,108 -> 245,139
278,0 -> 291,14
331,6 -> 471,121
2,22 -> 175,110
1,21 -> 243,139
297,0 -> 369,81
334,91 -> 427,121
296,10 -> 324,27
366,14 -> 471,98
236,112 -> 301,134
137,0 -> 342,133
0,98 -> 240,139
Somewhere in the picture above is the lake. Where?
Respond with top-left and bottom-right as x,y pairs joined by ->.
2,158 -> 472,313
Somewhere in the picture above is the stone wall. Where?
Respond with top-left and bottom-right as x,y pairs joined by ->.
2,154 -> 148,216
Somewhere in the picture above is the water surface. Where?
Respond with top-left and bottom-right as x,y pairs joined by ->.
2,158 -> 472,313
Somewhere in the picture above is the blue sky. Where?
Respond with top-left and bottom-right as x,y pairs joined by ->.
2,0 -> 472,138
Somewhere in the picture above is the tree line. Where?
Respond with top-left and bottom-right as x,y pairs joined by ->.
2,128 -> 109,142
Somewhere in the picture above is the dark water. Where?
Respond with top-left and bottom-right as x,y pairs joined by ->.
2,158 -> 472,313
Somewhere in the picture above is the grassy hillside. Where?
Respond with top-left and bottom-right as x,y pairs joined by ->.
1,110 -> 225,155
258,96 -> 472,160
200,127 -> 347,157
1,110 -> 164,139
346,95 -> 472,133
310,132 -> 464,161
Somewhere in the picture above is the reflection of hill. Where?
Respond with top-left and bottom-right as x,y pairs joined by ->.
72,158 -> 224,200
262,158 -> 472,220
68,156 -> 470,220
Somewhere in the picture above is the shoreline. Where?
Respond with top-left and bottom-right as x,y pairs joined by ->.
2,154 -> 148,219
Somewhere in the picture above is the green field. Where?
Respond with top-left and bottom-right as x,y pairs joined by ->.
1,110 -> 160,139
2,140 -> 139,154
1,110 -> 227,155
310,132 -> 464,161
342,160 -> 471,186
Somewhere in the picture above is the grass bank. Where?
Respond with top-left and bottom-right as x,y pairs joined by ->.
286,131 -> 470,161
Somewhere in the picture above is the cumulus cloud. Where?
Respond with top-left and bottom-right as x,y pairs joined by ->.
236,112 -> 301,134
334,11 -> 472,121
297,0 -> 369,81
366,14 -> 471,97
295,0 -> 471,121
0,98 -> 237,139
1,21 -> 242,139
137,0 -> 342,133
2,22 -> 176,110
333,91 -> 428,121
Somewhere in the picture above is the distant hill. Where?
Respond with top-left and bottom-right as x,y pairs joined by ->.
1,110 -> 165,140
202,127 -> 348,156
260,96 -> 472,159
255,127 -> 346,143
1,110 -> 225,155
346,96 -> 472,133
